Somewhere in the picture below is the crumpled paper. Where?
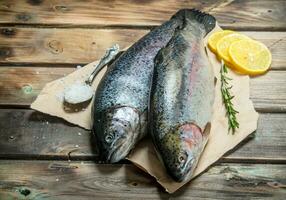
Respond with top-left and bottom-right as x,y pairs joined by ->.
31,25 -> 259,193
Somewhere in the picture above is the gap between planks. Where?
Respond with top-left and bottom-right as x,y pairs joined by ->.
1,24 -> 286,32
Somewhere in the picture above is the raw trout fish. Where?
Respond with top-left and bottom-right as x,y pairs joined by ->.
93,10 -> 186,163
150,9 -> 216,182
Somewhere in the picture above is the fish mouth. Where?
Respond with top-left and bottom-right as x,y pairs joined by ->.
174,158 -> 196,182
105,136 -> 133,163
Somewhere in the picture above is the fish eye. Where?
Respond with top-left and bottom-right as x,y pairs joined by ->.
178,152 -> 187,163
105,134 -> 114,143
179,156 -> 185,162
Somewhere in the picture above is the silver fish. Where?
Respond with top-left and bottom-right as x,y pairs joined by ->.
93,10 -> 187,163
150,9 -> 216,182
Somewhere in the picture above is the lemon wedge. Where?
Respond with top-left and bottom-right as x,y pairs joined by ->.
229,40 -> 271,75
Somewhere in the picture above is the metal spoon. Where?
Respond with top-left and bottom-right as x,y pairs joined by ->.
64,44 -> 120,104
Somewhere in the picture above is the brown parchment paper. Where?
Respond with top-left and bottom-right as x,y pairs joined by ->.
31,25 -> 259,193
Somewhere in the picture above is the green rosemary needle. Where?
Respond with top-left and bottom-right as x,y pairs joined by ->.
220,60 -> 239,134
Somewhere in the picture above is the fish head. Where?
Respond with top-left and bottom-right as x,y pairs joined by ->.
160,123 -> 205,182
96,106 -> 140,163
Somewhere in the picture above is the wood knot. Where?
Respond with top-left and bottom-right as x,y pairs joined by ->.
27,0 -> 44,6
18,188 -> 31,196
47,40 -> 63,54
1,28 -> 16,37
16,13 -> 32,22
22,84 -> 33,94
0,47 -> 12,58
9,135 -> 15,140
267,181 -> 286,188
49,163 -> 78,170
131,182 -> 138,186
1,4 -> 11,9
54,5 -> 70,12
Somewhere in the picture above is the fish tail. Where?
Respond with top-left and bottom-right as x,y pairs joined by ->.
172,9 -> 216,35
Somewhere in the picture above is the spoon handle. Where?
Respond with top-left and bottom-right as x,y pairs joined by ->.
85,44 -> 120,85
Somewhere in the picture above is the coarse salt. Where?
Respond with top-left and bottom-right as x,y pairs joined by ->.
63,81 -> 93,104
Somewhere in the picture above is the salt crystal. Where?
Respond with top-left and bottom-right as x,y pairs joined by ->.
78,132 -> 82,136
46,121 -> 49,125
63,81 -> 93,104
75,144 -> 79,148
76,65 -> 82,69
56,178 -> 59,182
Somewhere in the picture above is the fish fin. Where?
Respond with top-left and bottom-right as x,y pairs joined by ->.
203,122 -> 211,138
173,9 -> 216,35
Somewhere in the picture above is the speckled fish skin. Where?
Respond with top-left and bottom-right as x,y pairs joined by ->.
151,9 -> 216,182
93,10 -> 186,163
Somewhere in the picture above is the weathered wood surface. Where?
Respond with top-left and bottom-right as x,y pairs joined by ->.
0,109 -> 285,162
0,67 -> 285,112
0,161 -> 285,199
0,27 -> 146,65
0,67 -> 74,106
0,0 -> 285,30
250,70 -> 286,112
0,0 -> 285,197
0,28 -> 285,67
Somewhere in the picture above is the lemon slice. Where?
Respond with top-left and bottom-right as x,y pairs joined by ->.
217,33 -> 251,63
208,30 -> 234,53
229,40 -> 271,75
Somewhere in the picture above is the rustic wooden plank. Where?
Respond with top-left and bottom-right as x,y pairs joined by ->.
249,70 -> 286,112
0,27 -> 146,64
0,109 -> 285,162
224,113 -> 286,162
0,28 -> 285,67
0,109 -> 96,160
1,67 -> 285,111
0,0 -> 285,30
0,161 -> 285,199
0,67 -> 74,106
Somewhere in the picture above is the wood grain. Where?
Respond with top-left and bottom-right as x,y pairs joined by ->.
249,70 -> 286,112
0,109 -> 285,162
0,0 -> 285,30
0,67 -> 74,106
0,109 -> 96,160
0,28 -> 285,67
0,27 -> 146,64
0,67 -> 285,111
0,160 -> 285,199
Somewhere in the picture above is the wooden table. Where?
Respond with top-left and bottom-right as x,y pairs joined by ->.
0,1 -> 285,199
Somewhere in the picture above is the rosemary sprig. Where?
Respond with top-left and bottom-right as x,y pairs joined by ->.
220,60 -> 239,134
